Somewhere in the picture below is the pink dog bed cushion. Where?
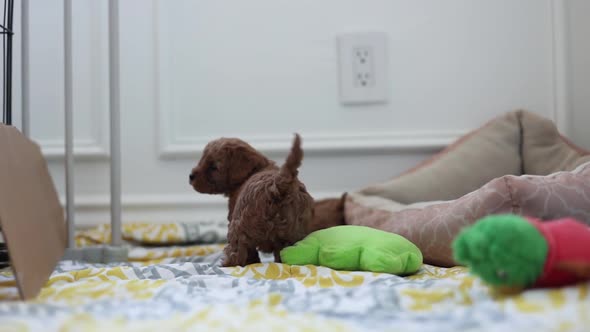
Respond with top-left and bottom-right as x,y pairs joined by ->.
346,110 -> 590,267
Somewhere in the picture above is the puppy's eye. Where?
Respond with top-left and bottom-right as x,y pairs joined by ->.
208,163 -> 218,171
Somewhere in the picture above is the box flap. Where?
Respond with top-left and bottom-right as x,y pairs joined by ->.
0,124 -> 66,300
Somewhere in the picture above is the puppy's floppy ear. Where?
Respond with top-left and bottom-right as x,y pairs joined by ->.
226,145 -> 269,186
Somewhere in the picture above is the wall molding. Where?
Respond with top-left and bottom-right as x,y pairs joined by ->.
62,193 -> 224,209
153,5 -> 463,157
158,130 -> 466,158
152,0 -> 465,159
64,193 -> 226,228
153,0 -> 571,158
63,191 -> 343,208
16,0 -> 110,161
39,138 -> 109,160
63,191 -> 343,228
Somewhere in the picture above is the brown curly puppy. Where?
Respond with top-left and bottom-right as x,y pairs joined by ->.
190,134 -> 313,267
307,193 -> 347,233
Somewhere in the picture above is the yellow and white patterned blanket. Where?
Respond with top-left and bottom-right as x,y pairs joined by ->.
0,224 -> 589,332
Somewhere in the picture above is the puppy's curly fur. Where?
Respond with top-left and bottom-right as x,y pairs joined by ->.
190,134 -> 313,266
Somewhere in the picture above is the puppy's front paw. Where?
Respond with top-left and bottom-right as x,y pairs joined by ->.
222,245 -> 255,267
222,246 -> 241,267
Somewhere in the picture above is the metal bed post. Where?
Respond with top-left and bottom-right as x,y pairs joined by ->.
1,0 -> 15,125
20,0 -> 28,137
61,0 -> 127,262
63,0 -> 75,249
108,0 -> 122,247
2,0 -> 127,268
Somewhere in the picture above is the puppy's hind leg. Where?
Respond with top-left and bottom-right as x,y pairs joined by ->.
273,250 -> 282,264
246,247 -> 261,265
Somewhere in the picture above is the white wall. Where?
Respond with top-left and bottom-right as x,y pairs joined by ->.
9,0 -> 572,227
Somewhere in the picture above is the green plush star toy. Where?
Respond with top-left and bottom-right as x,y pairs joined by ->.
280,225 -> 423,275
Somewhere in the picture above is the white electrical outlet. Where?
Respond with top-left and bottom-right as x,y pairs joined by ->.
353,46 -> 375,88
337,32 -> 388,104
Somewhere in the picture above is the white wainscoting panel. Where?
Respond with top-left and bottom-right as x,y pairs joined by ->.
8,0 -> 577,227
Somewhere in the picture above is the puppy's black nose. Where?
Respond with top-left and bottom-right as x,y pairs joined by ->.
189,173 -> 195,182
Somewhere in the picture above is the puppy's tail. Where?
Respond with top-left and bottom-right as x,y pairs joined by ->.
275,134 -> 303,194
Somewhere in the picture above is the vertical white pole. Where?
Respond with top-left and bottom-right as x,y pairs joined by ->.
551,0 -> 570,136
20,0 -> 29,137
63,0 -> 75,248
108,0 -> 122,246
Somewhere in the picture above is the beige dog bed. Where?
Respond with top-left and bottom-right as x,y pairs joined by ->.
345,110 -> 590,266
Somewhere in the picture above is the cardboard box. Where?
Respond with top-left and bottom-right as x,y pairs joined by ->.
0,124 -> 66,300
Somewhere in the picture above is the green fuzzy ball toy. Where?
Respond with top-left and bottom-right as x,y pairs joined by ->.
452,214 -> 548,287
